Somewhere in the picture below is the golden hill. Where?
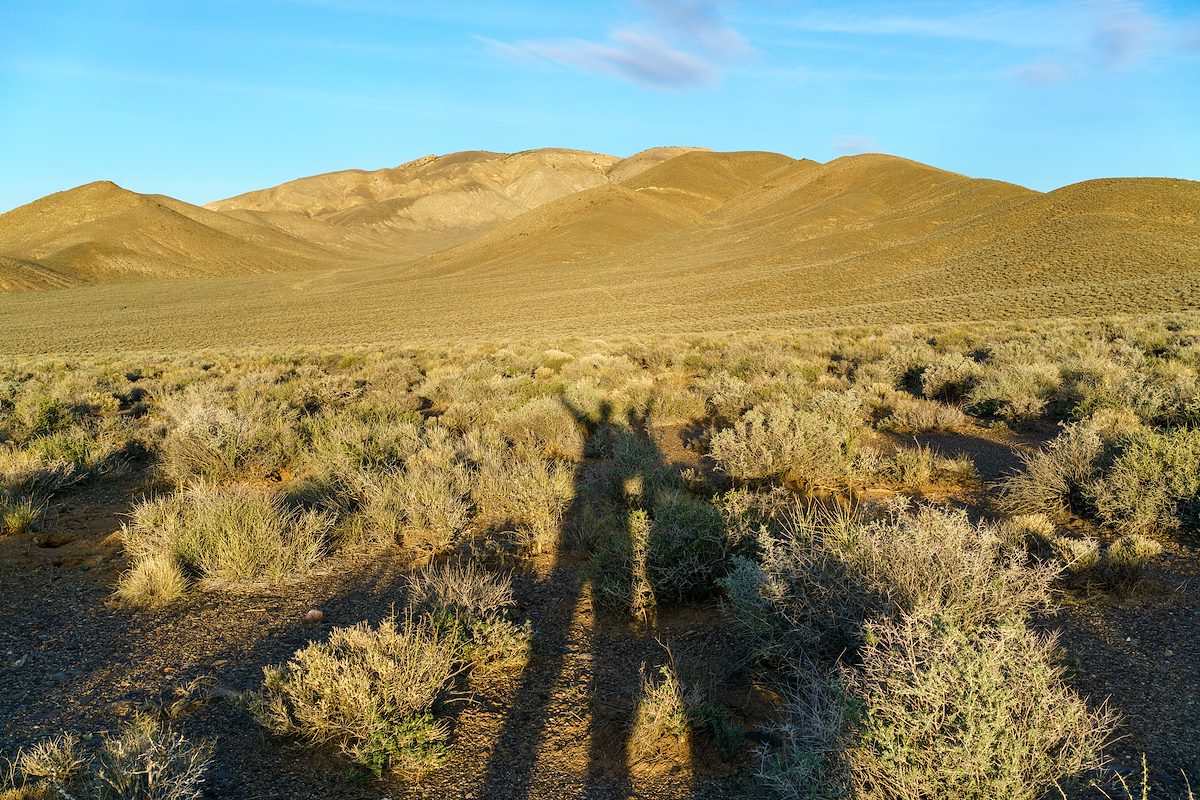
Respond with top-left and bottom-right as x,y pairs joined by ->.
0,181 -> 355,291
0,148 -> 1196,353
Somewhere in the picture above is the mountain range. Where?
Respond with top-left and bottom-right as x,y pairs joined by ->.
0,147 -> 1196,351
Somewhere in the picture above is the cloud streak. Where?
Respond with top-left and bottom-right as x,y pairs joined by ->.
483,0 -> 745,90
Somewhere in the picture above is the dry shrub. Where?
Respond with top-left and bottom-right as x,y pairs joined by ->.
920,353 -> 982,401
1,493 -> 41,535
629,662 -> 691,762
3,716 -> 212,800
472,453 -> 574,552
969,361 -> 1062,422
407,561 -> 513,619
722,503 -> 1056,661
118,484 -> 332,603
853,504 -> 1057,630
156,386 -> 297,484
878,393 -> 968,433
709,392 -> 865,489
1103,534 -> 1163,588
1092,428 -> 1200,535
406,562 -> 530,670
756,660 -> 850,800
847,615 -> 1113,800
496,397 -> 585,460
357,429 -> 473,551
252,613 -> 459,777
999,422 -> 1106,518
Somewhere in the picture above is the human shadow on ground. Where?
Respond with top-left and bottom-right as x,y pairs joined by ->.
479,398 -> 706,799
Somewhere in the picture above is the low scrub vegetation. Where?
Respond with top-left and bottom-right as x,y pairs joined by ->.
1,715 -> 212,800
117,483 -> 333,604
4,314 -> 1198,794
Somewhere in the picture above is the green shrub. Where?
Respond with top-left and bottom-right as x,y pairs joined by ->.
645,493 -> 728,602
118,484 -> 332,603
251,613 -> 459,777
847,616 -> 1112,800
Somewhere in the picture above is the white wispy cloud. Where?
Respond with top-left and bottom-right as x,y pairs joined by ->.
481,0 -> 747,90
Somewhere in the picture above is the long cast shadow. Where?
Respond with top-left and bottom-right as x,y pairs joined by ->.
479,398 -> 697,798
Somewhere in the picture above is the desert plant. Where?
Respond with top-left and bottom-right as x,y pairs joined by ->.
118,484 -> 332,603
645,493 -> 728,602
1,493 -> 41,535
156,386 -> 297,484
709,392 -> 865,490
92,715 -> 214,800
251,613 -> 460,777
999,421 -> 1107,518
1092,428 -> 1200,536
847,615 -> 1113,800
629,661 -> 691,762
1102,534 -> 1164,588
920,353 -> 982,401
757,660 -> 850,800
2,716 -> 212,800
471,452 -> 574,552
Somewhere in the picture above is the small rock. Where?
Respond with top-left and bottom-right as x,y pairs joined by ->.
1164,648 -> 1173,657
303,608 -> 324,625
49,671 -> 69,684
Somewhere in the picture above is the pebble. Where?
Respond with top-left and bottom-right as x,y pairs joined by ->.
303,608 -> 324,625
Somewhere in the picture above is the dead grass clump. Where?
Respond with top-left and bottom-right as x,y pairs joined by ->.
117,484 -> 332,604
407,561 -> 513,619
251,613 -> 459,777
847,615 -> 1113,800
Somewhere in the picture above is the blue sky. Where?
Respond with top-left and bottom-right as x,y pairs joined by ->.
1,1 -> 1198,212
